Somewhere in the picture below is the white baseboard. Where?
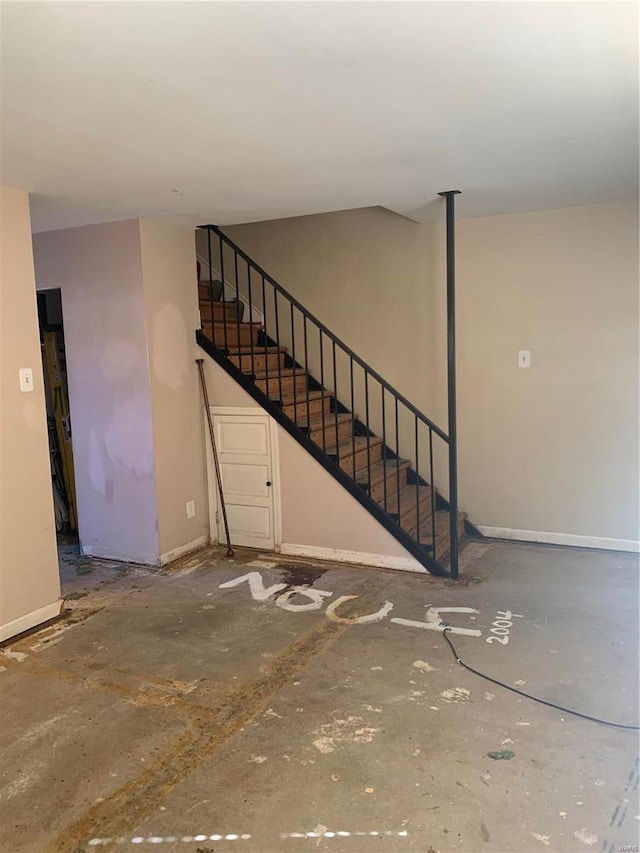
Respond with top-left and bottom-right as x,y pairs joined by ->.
0,600 -> 63,643
159,535 -> 209,566
280,543 -> 428,573
476,526 -> 640,553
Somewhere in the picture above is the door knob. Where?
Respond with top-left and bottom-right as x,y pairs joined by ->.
266,481 -> 272,487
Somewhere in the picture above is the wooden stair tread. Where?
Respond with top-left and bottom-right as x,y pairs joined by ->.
209,321 -> 262,329
250,368 -> 303,381
409,511 -> 467,539
199,303 -> 233,312
306,412 -> 353,429
385,485 -> 433,514
355,458 -> 409,486
280,389 -> 327,406
325,436 -> 382,457
227,345 -> 287,354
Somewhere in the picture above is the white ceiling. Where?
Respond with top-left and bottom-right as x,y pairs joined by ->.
1,2 -> 637,232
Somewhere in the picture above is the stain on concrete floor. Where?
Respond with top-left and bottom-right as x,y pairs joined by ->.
0,542 -> 638,852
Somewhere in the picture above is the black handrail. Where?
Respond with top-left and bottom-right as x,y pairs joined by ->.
199,224 -> 449,443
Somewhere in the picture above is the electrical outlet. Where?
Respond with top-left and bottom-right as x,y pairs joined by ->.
186,500 -> 196,519
518,350 -> 531,368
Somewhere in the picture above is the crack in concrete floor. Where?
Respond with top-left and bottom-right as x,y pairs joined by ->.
30,581 -> 385,851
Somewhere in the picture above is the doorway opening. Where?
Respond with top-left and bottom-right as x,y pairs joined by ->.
37,288 -> 77,545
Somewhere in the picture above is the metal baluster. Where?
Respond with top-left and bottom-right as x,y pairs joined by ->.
303,316 -> 310,433
381,386 -> 387,513
274,288 -> 282,402
415,417 -> 420,545
290,304 -> 297,427
365,371 -> 371,496
206,228 -> 214,348
247,260 -> 255,380
261,275 -> 268,396
395,398 -> 400,529
234,250 -> 241,365
350,358 -> 356,480
332,342 -> 339,465
219,234 -> 228,356
319,329 -> 326,452
430,430 -> 436,557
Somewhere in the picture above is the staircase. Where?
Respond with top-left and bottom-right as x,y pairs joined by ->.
196,226 -> 466,577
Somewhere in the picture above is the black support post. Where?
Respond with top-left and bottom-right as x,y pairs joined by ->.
438,189 -> 461,579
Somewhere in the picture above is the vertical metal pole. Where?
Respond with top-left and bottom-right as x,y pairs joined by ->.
196,359 -> 234,557
438,189 -> 461,579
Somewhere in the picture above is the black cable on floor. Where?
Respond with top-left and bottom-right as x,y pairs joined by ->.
442,627 -> 640,731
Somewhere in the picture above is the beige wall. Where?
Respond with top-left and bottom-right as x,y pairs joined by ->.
139,220 -> 208,560
0,187 -> 61,639
224,201 -> 639,547
432,201 -> 639,544
33,220 -> 161,563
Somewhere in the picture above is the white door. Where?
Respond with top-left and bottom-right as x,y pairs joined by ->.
210,411 -> 276,550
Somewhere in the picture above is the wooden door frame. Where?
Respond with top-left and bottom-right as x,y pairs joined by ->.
205,406 -> 282,551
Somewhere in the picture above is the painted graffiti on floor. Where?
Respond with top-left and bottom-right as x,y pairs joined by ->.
218,571 -> 523,642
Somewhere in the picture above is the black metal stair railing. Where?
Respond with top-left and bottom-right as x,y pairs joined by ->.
196,222 -> 459,578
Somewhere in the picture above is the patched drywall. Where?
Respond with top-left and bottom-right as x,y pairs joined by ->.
33,220 -> 160,564
139,219 -> 208,559
0,186 -> 61,638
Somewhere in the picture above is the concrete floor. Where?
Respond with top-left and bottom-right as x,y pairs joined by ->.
0,540 -> 638,853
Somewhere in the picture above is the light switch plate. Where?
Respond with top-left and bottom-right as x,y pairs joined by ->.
186,500 -> 196,519
518,350 -> 531,368
19,367 -> 34,392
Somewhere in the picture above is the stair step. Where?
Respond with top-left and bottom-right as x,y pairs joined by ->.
386,485 -> 435,526
356,457 -> 410,486
200,300 -> 244,322
227,347 -> 287,372
306,413 -> 354,445
254,370 -> 308,398
281,391 -> 332,422
326,436 -> 383,475
408,511 -> 467,561
198,280 -> 224,301
356,459 -> 410,503
202,321 -> 262,348
385,484 -> 433,514
228,345 -> 287,354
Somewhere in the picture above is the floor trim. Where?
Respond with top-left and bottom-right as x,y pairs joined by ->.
0,599 -> 63,643
476,526 -> 640,553
159,535 -> 209,567
280,543 -> 428,573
